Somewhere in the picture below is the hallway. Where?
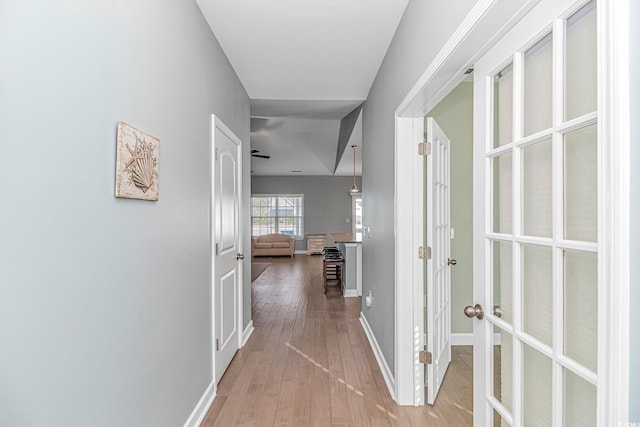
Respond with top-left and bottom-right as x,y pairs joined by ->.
202,256 -> 473,426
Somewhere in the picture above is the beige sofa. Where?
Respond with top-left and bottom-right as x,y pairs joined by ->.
251,234 -> 295,258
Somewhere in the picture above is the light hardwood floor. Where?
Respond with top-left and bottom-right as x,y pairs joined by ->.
202,256 -> 473,426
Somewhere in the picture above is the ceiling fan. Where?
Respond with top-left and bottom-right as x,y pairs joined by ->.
251,149 -> 271,159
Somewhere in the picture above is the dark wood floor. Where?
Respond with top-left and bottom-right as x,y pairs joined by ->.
202,255 -> 473,426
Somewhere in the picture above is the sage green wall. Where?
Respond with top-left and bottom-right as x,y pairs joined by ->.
425,82 -> 474,334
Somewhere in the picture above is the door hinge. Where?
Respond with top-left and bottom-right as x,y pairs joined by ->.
215,147 -> 219,160
418,246 -> 432,260
418,141 -> 431,156
215,243 -> 219,255
419,350 -> 433,364
216,338 -> 219,351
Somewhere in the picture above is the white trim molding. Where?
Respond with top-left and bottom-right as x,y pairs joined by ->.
451,333 -> 502,346
343,289 -> 358,298
242,321 -> 254,347
394,116 -> 425,406
597,0 -> 631,424
451,333 -> 474,346
396,0 -> 542,118
360,313 -> 395,398
182,381 -> 216,427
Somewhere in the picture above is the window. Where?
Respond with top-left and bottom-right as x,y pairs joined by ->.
251,194 -> 304,237
352,194 -> 362,235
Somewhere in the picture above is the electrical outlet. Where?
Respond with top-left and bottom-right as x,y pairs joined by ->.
365,291 -> 372,307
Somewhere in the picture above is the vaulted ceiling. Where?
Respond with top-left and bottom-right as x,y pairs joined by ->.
196,0 -> 410,175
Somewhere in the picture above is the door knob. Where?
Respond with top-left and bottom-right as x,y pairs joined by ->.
493,305 -> 502,318
448,258 -> 457,266
236,253 -> 245,260
464,304 -> 484,320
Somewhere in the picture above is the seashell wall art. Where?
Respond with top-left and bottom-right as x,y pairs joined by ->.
115,121 -> 160,201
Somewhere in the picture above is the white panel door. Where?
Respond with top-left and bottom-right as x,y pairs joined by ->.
213,118 -> 243,383
472,0 -> 599,425
425,117 -> 452,404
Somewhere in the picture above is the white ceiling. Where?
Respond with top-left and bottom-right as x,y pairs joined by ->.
251,99 -> 363,120
250,117 -> 340,176
250,110 -> 363,176
196,0 -> 410,175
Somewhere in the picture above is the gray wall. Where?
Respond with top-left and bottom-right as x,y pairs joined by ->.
425,82 -> 474,334
361,0 -> 478,371
629,0 -> 639,421
335,105 -> 363,172
0,1 -> 250,426
251,176 -> 361,250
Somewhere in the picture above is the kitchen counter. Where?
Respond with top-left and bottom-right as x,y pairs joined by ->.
329,233 -> 362,297
330,232 -> 362,244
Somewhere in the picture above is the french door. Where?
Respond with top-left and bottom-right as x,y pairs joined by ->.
472,0 -> 599,425
425,117 -> 452,405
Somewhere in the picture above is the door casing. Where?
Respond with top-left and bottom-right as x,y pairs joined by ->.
393,0 -> 630,423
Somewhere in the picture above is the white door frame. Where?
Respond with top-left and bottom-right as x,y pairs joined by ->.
210,115 -> 245,384
393,0 -> 629,421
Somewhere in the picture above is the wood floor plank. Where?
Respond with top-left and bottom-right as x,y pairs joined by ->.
203,256 -> 473,426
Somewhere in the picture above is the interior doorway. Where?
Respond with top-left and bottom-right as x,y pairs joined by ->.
395,0 -> 629,424
423,81 -> 474,404
393,0 -> 549,407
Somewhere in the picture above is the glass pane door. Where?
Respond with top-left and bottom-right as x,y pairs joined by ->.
478,0 -> 598,425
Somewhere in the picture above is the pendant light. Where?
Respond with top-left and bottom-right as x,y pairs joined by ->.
350,144 -> 359,193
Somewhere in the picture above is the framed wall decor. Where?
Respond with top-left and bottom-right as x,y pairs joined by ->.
114,121 -> 159,201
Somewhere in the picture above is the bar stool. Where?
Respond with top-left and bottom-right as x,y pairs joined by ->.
323,248 -> 344,295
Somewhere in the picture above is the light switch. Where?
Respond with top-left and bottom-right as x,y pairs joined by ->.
450,227 -> 455,239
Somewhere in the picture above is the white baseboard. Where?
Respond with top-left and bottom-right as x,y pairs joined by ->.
182,381 -> 216,427
451,333 -> 473,345
360,313 -> 395,398
344,289 -> 358,298
450,332 -> 502,345
294,249 -> 307,255
242,321 -> 254,347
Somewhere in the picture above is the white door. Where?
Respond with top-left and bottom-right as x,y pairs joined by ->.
212,117 -> 244,383
425,117 -> 452,404
472,0 -> 598,425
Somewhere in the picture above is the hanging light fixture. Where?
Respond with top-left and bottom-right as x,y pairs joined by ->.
350,144 -> 359,193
